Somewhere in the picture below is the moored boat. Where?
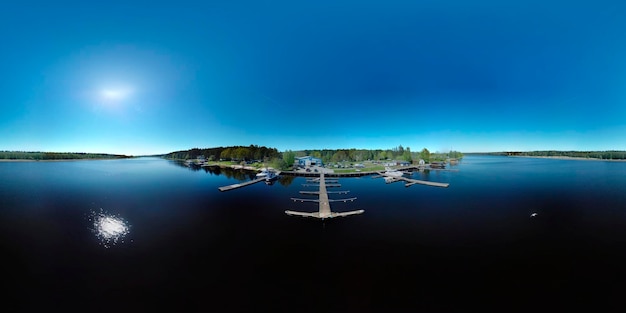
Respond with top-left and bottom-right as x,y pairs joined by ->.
430,162 -> 446,169
265,171 -> 279,184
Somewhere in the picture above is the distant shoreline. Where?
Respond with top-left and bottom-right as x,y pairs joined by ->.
0,158 -> 130,162
509,155 -> 626,162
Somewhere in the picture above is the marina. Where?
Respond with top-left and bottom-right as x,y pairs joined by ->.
217,164 -> 451,192
281,170 -> 374,177
285,173 -> 364,219
280,165 -> 457,177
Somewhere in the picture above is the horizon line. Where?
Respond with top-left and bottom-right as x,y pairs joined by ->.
4,148 -> 626,156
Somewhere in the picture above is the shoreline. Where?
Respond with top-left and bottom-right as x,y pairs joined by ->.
0,158 -> 132,162
509,155 -> 626,162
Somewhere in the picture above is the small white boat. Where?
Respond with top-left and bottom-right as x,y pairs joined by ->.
256,168 -> 270,177
384,176 -> 397,184
384,167 -> 404,177
265,171 -> 278,181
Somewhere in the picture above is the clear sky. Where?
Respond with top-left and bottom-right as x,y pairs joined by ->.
1,0 -> 625,155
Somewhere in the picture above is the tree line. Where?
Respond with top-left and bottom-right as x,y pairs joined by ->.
491,150 -> 626,160
0,151 -> 131,160
285,146 -> 463,164
164,145 -> 464,170
164,145 -> 280,162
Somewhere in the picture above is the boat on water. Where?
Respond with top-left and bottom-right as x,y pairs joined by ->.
384,167 -> 404,177
256,167 -> 271,177
382,167 -> 410,183
383,176 -> 397,183
265,171 -> 279,184
430,162 -> 446,169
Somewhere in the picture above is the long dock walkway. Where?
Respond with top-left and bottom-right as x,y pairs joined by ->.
377,172 -> 449,188
403,177 -> 449,188
318,173 -> 332,217
285,173 -> 363,219
281,171 -> 375,177
281,165 -> 455,177
218,177 -> 265,192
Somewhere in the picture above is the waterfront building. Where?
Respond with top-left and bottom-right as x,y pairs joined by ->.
384,160 -> 411,167
297,156 -> 323,167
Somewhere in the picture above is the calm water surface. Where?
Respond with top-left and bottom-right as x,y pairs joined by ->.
1,156 -> 625,312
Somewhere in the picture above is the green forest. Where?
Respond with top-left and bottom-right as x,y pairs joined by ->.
287,146 -> 463,164
0,151 -> 132,160
487,150 -> 626,160
165,145 -> 464,170
163,145 -> 280,161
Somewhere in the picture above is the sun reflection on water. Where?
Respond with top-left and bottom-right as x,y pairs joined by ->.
90,209 -> 131,248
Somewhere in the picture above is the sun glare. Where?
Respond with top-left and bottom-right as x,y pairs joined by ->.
100,87 -> 132,101
90,208 -> 131,248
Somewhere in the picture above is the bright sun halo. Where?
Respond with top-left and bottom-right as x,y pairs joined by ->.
100,87 -> 132,101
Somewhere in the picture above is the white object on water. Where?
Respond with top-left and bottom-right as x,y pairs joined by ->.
530,213 -> 538,217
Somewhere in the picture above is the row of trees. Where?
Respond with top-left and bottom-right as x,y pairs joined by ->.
291,146 -> 413,164
498,150 -> 626,160
178,163 -> 298,186
287,146 -> 463,164
164,145 -> 464,171
0,151 -> 131,160
164,145 -> 280,162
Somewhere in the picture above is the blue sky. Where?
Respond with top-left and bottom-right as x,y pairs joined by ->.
1,0 -> 625,155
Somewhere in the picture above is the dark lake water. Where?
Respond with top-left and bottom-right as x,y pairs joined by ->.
2,156 -> 626,312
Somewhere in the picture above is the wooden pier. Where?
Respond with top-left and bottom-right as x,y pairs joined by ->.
285,173 -> 364,219
299,190 -> 350,195
281,165 -> 455,178
281,171 -> 375,177
306,178 -> 339,183
404,179 -> 449,188
218,177 -> 266,192
317,173 -> 332,217
302,183 -> 342,187
377,172 -> 449,188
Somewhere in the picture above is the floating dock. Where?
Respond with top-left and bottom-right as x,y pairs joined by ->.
281,165 -> 455,177
302,183 -> 342,187
285,173 -> 364,219
281,171 -> 374,177
218,177 -> 266,192
404,178 -> 449,188
306,178 -> 339,183
299,190 -> 350,195
377,172 -> 449,188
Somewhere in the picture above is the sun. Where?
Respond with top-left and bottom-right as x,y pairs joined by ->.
101,88 -> 131,101
102,89 -> 124,99
90,84 -> 136,113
